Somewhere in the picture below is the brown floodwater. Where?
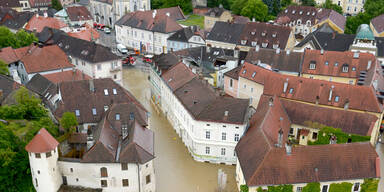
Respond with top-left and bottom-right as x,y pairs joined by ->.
122,67 -> 238,192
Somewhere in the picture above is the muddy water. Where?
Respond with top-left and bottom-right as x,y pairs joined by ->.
122,68 -> 238,192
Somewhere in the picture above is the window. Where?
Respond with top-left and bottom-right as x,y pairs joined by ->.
221,148 -> 226,156
104,89 -> 109,95
222,132 -> 226,140
353,183 -> 360,191
35,153 -> 41,158
35,178 -> 38,187
242,69 -> 246,74
46,151 -> 52,158
251,41 -> 257,46
122,179 -> 129,187
309,61 -> 316,69
234,134 -> 239,141
121,163 -> 128,170
70,168 -> 73,172
206,131 -> 210,139
297,187 -> 303,192
312,132 -> 318,139
251,87 -> 254,92
101,180 -> 107,187
252,72 -> 256,78
289,88 -> 294,94
113,88 -> 117,95
236,126 -> 239,129
97,64 -> 101,70
104,106 -> 108,111
37,170 -> 40,174
289,128 -> 294,135
75,110 -> 80,116
206,124 -> 210,126
349,80 -> 354,84
342,65 -> 349,72
205,146 -> 210,154
92,108 -> 97,115
325,61 -> 329,65
335,96 -> 340,102
322,185 -> 328,192
352,67 -> 356,71
230,79 -> 233,87
100,167 -> 108,177
116,113 -> 120,120
146,175 -> 151,184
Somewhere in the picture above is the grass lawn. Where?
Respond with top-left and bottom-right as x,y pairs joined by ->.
178,14 -> 205,29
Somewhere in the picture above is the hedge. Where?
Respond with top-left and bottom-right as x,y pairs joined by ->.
329,182 -> 353,192
361,179 -> 379,192
240,185 -> 249,192
267,185 -> 293,192
302,182 -> 320,192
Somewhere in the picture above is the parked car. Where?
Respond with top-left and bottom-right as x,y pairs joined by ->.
122,55 -> 136,66
104,27 -> 111,34
142,55 -> 153,63
97,24 -> 105,30
117,44 -> 128,54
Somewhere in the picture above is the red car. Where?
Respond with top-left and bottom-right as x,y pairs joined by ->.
142,55 -> 153,63
122,56 -> 136,65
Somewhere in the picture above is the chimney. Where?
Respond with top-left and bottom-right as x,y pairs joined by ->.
269,97 -> 274,107
283,78 -> 289,93
329,135 -> 337,144
89,79 -> 95,93
234,47 -> 239,58
320,49 -> 324,55
255,45 -> 260,52
152,10 -> 157,18
206,44 -> 211,53
285,141 -> 292,155
276,48 -> 280,54
44,12 -> 48,18
328,85 -> 334,101
367,60 -> 372,70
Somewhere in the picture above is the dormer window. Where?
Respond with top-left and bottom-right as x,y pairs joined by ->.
104,106 -> 108,111
252,72 -> 256,78
251,41 -> 257,47
289,88 -> 294,94
262,43 -> 268,48
352,67 -> 356,71
75,110 -> 80,116
285,9 -> 288,13
273,44 -> 279,49
342,64 -> 349,72
335,96 -> 340,102
334,62 -> 339,66
309,61 -> 316,69
307,12 -> 310,15
299,11 -> 303,14
241,40 -> 247,45
312,12 -> 315,15
325,61 -> 329,65
261,32 -> 266,36
242,69 -> 246,74
297,20 -> 302,25
116,113 -> 120,120
251,31 -> 255,35
104,89 -> 109,95
113,88 -> 117,95
292,10 -> 296,14
272,33 -> 276,38
92,108 -> 97,115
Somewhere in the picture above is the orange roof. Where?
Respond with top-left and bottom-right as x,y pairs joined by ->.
25,128 -> 59,153
0,46 -> 29,64
43,70 -> 91,83
25,15 -> 67,33
67,25 -> 100,41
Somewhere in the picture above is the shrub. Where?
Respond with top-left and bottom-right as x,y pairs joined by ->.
240,185 -> 249,192
361,179 -> 379,192
267,185 -> 293,192
302,182 -> 320,192
329,182 -> 353,192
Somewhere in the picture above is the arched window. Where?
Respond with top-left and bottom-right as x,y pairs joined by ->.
100,167 -> 108,177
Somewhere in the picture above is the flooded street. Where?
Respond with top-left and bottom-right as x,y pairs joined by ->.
122,67 -> 238,192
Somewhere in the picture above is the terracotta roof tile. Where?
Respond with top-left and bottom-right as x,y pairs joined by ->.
66,6 -> 92,22
43,70 -> 91,83
67,25 -> 100,41
25,15 -> 67,33
25,128 -> 59,153
161,62 -> 197,91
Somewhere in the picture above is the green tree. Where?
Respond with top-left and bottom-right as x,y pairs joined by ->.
241,0 -> 269,21
231,0 -> 248,15
51,0 -> 63,11
161,0 -> 193,14
301,0 -> 316,6
281,0 -> 292,8
302,182 -> 320,192
345,0 -> 384,34
207,0 -> 233,9
15,30 -> 38,48
0,60 -> 9,76
0,27 -> 37,49
240,185 -> 249,192
361,179 -> 379,192
60,112 -> 78,133
320,0 -> 343,14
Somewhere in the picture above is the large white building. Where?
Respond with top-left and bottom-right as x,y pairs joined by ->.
150,60 -> 251,164
115,7 -> 185,55
26,78 -> 155,192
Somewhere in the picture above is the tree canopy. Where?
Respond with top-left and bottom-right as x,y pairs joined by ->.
241,0 -> 269,21
0,60 -> 9,76
151,0 -> 193,14
60,112 -> 78,133
301,0 -> 316,6
0,27 -> 37,49
320,0 -> 343,14
345,0 -> 384,34
52,0 -> 63,11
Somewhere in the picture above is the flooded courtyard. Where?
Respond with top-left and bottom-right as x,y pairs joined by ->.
122,67 -> 238,192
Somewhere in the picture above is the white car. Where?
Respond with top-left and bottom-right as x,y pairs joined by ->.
104,27 -> 111,34
117,44 -> 128,54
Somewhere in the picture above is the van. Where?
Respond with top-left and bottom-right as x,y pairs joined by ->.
117,44 -> 128,54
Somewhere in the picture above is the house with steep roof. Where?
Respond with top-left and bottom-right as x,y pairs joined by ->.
62,6 -> 93,27
371,14 -> 384,37
0,44 -> 75,84
204,7 -> 232,30
206,21 -> 245,50
276,6 -> 345,38
149,61 -> 251,164
235,95 -> 380,192
0,7 -> 34,32
25,13 -> 69,33
25,78 -> 156,192
115,7 -> 185,54
167,25 -> 205,52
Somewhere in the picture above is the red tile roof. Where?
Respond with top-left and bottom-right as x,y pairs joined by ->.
236,96 -> 380,186
25,128 -> 59,153
66,6 -> 92,22
0,46 -> 29,64
43,70 -> 91,83
161,62 -> 197,91
67,25 -> 100,41
239,62 -> 383,113
19,45 -> 74,74
25,15 -> 67,33
302,49 -> 376,79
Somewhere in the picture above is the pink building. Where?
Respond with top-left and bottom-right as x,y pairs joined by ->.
224,66 -> 240,97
